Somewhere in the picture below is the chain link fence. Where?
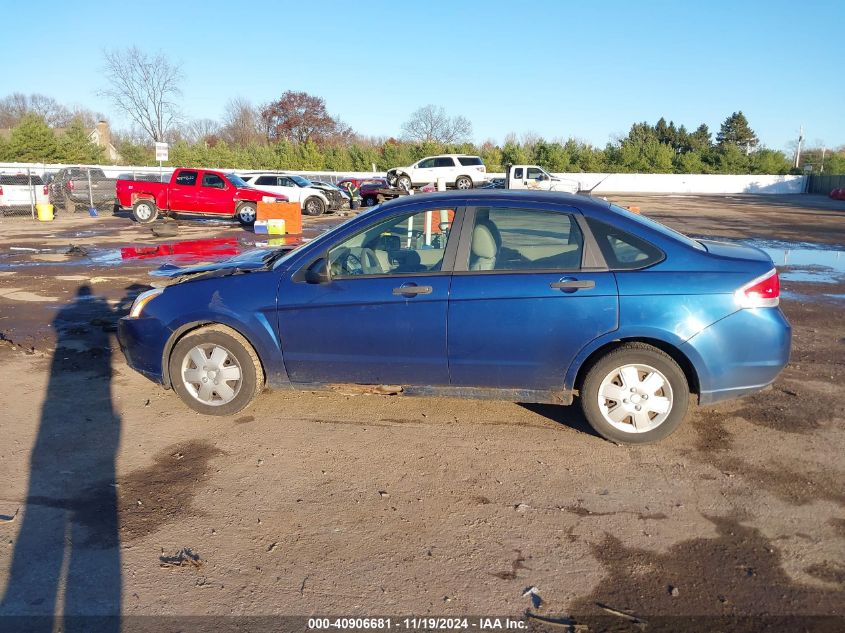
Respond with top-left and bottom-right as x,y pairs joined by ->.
0,165 -> 173,219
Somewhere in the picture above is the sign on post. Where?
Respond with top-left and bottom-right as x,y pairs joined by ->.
155,142 -> 169,162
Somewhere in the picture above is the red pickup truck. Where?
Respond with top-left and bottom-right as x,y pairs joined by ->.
116,168 -> 286,225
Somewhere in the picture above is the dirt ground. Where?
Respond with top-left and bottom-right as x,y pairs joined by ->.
0,195 -> 843,631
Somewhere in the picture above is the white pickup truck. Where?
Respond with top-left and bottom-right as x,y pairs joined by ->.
0,173 -> 48,215
504,165 -> 580,193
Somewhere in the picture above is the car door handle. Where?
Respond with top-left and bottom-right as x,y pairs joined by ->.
392,284 -> 433,296
550,279 -> 595,290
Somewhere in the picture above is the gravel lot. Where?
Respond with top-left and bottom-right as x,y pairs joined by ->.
0,195 -> 843,631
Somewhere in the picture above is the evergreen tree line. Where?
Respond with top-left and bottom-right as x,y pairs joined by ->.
2,110 -> 844,175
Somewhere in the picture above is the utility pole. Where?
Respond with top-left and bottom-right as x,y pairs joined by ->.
820,146 -> 826,174
793,125 -> 804,169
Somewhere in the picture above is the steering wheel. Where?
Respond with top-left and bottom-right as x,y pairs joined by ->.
341,248 -> 382,276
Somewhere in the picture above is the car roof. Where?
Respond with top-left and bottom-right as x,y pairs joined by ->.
377,189 -> 609,211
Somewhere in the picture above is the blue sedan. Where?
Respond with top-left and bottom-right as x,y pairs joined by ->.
118,191 -> 791,443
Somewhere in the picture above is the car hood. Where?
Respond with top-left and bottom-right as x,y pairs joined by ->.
149,246 -> 298,282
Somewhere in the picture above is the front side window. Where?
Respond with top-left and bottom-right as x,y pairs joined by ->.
586,218 -> 664,270
417,158 -> 436,169
328,209 -> 456,278
467,207 -> 583,271
527,167 -> 546,180
202,173 -> 226,189
175,171 -> 198,186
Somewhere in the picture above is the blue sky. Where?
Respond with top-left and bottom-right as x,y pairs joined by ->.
2,0 -> 843,150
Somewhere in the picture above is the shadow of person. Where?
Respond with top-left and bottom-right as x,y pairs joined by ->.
0,285 -> 122,633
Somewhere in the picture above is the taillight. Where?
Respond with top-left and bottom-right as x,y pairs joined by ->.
67,180 -> 74,191
43,185 -> 48,195
0,185 -> 3,195
735,269 -> 779,308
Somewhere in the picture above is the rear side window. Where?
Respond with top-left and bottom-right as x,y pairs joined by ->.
434,157 -> 455,167
255,176 -> 276,186
587,218 -> 665,270
458,156 -> 483,166
175,171 -> 198,186
468,207 -> 584,271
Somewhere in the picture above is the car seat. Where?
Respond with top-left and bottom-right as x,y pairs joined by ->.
469,221 -> 501,271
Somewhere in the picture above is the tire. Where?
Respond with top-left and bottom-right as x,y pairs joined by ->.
580,343 -> 689,444
132,199 -> 158,224
455,176 -> 473,190
236,202 -> 257,225
169,325 -> 264,416
397,175 -> 412,190
303,196 -> 326,216
363,195 -> 377,207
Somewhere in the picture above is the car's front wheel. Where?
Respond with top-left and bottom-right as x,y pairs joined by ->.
236,202 -> 257,225
580,343 -> 689,444
303,196 -> 326,216
397,175 -> 412,190
169,325 -> 264,416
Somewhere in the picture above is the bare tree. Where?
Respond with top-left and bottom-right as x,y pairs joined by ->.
220,97 -> 263,146
100,47 -> 182,142
182,118 -> 222,144
0,93 -> 73,128
401,105 -> 472,144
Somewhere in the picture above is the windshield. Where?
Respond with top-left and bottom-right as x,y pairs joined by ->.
225,173 -> 250,188
270,211 -> 378,268
290,175 -> 312,187
608,204 -> 706,250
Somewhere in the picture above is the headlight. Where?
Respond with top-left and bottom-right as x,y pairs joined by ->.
129,288 -> 164,318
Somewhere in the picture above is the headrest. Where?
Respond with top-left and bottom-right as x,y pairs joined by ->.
471,224 -> 498,259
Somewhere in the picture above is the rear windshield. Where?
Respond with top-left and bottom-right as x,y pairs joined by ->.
608,204 -> 705,251
0,175 -> 44,185
458,156 -> 483,166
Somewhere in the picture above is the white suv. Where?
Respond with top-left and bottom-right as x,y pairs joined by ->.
387,154 -> 487,190
241,173 -> 332,215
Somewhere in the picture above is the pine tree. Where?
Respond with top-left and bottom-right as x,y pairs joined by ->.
8,113 -> 58,162
57,118 -> 104,163
716,112 -> 759,152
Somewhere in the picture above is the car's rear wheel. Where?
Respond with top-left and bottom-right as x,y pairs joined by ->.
303,196 -> 326,216
397,175 -> 412,190
169,325 -> 263,416
236,202 -> 257,225
455,176 -> 473,190
580,343 -> 689,444
132,199 -> 158,224
363,195 -> 377,207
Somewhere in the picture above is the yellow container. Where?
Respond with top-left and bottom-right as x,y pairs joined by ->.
267,219 -> 286,235
36,203 -> 54,221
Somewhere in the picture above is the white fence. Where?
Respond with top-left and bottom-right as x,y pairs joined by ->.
0,162 -> 807,194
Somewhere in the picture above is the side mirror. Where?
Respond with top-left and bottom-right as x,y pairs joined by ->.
305,257 -> 330,284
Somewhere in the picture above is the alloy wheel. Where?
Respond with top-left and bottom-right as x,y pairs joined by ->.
597,363 -> 673,433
